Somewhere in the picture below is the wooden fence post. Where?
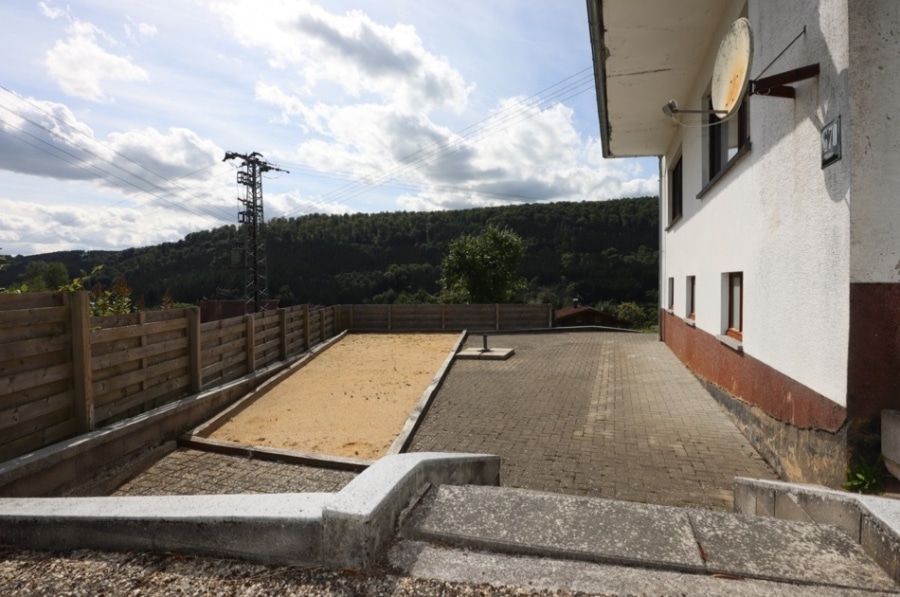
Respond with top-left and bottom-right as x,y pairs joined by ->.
495,304 -> 500,331
71,290 -> 94,433
304,304 -> 311,351
187,307 -> 202,392
245,313 -> 256,373
388,304 -> 393,330
319,308 -> 325,342
441,304 -> 446,330
278,308 -> 288,360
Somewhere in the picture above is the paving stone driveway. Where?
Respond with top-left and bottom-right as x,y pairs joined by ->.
113,449 -> 356,496
115,330 -> 777,511
408,331 -> 779,510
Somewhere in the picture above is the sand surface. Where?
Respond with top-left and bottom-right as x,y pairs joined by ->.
209,333 -> 459,459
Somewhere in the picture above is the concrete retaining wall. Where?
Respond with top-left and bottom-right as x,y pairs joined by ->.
0,452 -> 500,568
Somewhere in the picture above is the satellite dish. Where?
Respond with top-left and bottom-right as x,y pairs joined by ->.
711,17 -> 753,117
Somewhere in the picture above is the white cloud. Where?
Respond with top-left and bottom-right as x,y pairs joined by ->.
43,13 -> 149,101
0,197 -> 213,255
125,18 -> 158,42
0,94 -> 222,188
206,0 -> 472,113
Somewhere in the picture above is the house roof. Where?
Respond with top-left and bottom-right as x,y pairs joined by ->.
587,0 -> 728,158
555,305 -> 600,319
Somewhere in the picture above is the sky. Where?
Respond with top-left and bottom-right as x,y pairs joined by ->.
0,0 -> 658,256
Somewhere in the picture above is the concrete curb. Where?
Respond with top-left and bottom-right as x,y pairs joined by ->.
0,452 -> 500,568
734,477 -> 900,582
387,331 -> 468,455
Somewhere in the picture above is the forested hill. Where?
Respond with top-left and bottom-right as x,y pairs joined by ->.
0,197 -> 659,309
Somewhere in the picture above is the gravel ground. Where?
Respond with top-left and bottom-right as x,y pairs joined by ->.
0,546 -> 597,597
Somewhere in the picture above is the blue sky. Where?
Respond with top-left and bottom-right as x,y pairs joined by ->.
0,0 -> 658,256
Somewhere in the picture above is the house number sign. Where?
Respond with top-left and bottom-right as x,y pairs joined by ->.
821,115 -> 841,168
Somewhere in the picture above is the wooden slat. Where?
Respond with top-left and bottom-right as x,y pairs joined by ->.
91,337 -> 188,369
0,390 -> 74,432
0,362 -> 72,397
0,292 -> 64,310
0,334 -> 71,362
0,417 -> 76,463
90,317 -> 186,344
0,306 -> 68,329
96,373 -> 190,424
0,406 -> 74,445
93,355 -> 188,396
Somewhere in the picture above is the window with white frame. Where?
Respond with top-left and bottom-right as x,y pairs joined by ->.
725,272 -> 742,340
686,275 -> 696,320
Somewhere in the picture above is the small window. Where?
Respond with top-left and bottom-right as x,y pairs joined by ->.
686,275 -> 696,320
707,93 -> 750,182
726,272 -> 743,340
669,155 -> 683,224
668,277 -> 675,311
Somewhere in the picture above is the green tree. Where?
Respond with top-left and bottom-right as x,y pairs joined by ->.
439,225 -> 526,303
20,260 -> 69,291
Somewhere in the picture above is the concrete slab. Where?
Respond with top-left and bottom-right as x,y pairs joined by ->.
388,540 -> 892,597
455,347 -> 514,360
401,484 -> 705,573
690,509 -> 896,591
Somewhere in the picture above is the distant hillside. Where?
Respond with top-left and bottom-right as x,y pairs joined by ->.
0,197 -> 659,309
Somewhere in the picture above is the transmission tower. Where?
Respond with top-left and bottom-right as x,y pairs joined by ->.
223,151 -> 288,313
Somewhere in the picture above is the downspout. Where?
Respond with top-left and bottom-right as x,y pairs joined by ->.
658,156 -> 665,342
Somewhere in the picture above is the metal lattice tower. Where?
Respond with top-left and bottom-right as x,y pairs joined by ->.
223,151 -> 288,313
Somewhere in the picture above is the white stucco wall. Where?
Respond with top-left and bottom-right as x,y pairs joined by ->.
661,0 -> 851,406
847,0 -> 900,283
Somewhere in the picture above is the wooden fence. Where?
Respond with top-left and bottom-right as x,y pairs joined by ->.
0,292 -> 338,463
336,303 -> 552,331
0,294 -> 547,463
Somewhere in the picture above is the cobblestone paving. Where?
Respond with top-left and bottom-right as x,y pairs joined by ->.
409,331 -> 779,510
113,449 -> 356,496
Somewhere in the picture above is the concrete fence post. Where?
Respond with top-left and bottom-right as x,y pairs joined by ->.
71,290 -> 94,433
187,307 -> 202,392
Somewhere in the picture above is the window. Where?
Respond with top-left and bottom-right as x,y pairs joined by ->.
669,155 -> 683,224
667,277 -> 675,311
726,272 -> 742,340
686,275 -> 696,320
705,92 -> 750,184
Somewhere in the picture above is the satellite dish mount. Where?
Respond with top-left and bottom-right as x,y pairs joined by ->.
749,26 -> 819,99
662,19 -> 820,119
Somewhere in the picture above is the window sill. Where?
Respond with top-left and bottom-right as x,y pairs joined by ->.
717,334 -> 744,353
665,214 -> 682,232
696,142 -> 752,200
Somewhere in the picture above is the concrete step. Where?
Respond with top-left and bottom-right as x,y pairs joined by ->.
399,484 -> 898,593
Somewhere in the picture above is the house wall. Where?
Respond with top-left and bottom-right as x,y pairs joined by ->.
845,0 -> 900,453
659,0 -> 853,484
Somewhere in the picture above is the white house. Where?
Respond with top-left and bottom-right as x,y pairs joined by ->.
587,0 -> 900,486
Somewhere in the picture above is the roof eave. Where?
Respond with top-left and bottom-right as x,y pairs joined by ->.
586,0 -> 613,158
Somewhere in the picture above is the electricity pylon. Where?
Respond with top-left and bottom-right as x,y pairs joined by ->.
223,151 -> 288,313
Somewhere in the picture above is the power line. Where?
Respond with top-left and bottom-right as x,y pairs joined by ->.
279,68 -> 595,214
0,87 -> 235,222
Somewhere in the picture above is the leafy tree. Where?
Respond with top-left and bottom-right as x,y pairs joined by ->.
440,225 -> 526,303
19,260 -> 69,292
